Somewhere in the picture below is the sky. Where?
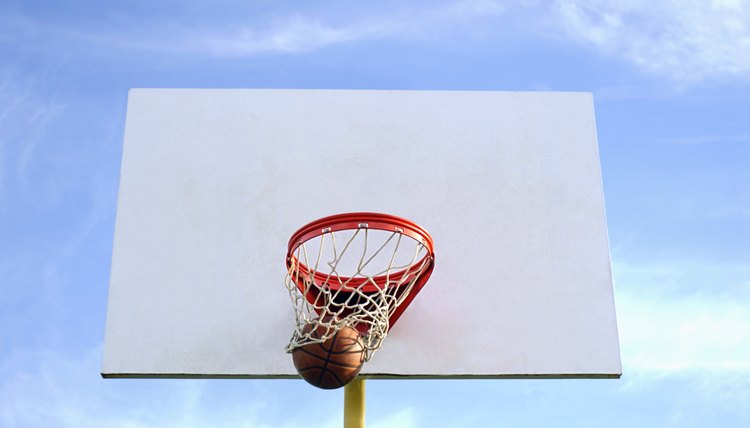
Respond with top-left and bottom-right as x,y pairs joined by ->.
1,0 -> 749,426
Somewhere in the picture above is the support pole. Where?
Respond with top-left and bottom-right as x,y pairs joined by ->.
343,377 -> 365,428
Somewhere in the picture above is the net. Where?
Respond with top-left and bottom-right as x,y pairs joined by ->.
285,215 -> 434,361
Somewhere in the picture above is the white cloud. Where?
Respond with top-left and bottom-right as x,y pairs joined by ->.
0,69 -> 66,199
5,1 -> 749,84
613,261 -> 750,375
194,17 -> 364,55
0,1 -> 509,58
370,407 -> 419,428
179,0 -> 750,84
613,270 -> 750,416
553,0 -> 750,83
618,290 -> 750,372
0,346 -> 334,428
187,0 -> 511,55
0,341 -> 419,427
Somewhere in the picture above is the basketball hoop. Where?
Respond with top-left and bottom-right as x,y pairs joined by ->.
285,212 -> 435,361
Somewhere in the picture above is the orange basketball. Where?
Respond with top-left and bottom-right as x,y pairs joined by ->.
292,323 -> 365,389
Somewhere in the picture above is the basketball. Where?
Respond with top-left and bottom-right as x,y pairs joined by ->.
292,323 -> 365,389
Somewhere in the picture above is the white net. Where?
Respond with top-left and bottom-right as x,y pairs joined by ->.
285,224 -> 433,361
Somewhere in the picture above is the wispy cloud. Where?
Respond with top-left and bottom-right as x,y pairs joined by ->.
1,346 -> 194,427
0,1 -> 509,58
56,15 -> 377,56
182,3 -> 504,55
614,261 -> 750,375
619,290 -> 750,372
0,68 -> 66,201
0,345 -> 338,428
192,17 -> 370,55
615,282 -> 750,418
370,407 -> 419,428
554,0 -> 750,84
4,1 -> 749,85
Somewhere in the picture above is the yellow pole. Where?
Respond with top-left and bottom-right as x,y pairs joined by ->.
343,377 -> 365,428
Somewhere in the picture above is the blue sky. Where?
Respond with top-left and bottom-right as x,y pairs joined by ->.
1,0 -> 749,426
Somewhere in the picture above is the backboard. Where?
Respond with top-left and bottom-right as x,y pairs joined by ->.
102,89 -> 621,379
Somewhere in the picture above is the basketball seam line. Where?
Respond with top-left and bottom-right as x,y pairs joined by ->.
317,330 -> 337,387
294,347 -> 363,369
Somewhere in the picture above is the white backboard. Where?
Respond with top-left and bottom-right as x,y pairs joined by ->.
102,89 -> 621,379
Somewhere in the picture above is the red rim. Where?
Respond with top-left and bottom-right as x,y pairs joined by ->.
286,212 -> 435,293
286,212 -> 435,331
288,212 -> 434,253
